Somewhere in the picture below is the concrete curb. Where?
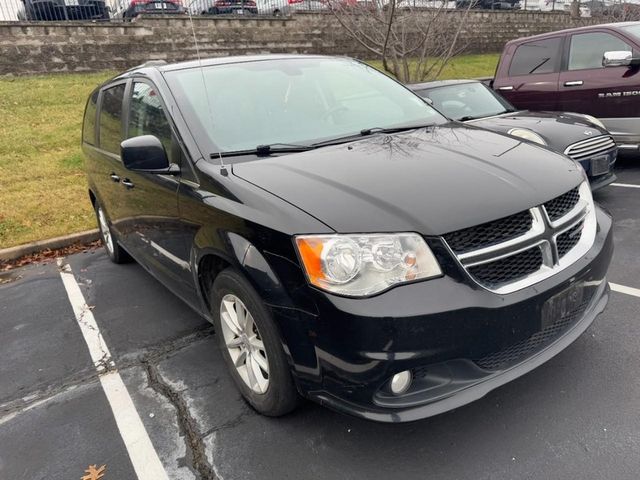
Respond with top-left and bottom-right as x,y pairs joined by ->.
0,229 -> 100,262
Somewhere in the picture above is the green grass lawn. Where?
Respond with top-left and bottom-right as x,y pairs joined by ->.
0,71 -> 115,248
0,53 -> 499,249
367,53 -> 499,81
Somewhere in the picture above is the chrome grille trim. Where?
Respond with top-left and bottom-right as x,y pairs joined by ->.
443,183 -> 597,295
564,135 -> 616,161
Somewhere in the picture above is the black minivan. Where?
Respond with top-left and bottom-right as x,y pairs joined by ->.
82,55 -> 613,422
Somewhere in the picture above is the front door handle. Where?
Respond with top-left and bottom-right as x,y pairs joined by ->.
121,179 -> 135,189
564,80 -> 584,87
497,86 -> 514,91
110,173 -> 120,183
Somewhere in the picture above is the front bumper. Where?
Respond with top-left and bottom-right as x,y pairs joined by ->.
273,207 -> 613,422
577,148 -> 617,191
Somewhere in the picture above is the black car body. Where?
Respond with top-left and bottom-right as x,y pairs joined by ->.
410,80 -> 618,191
19,0 -> 109,21
121,0 -> 185,20
205,0 -> 258,15
82,55 -> 613,422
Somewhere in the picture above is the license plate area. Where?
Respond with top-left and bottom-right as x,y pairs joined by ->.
541,283 -> 585,330
590,154 -> 610,176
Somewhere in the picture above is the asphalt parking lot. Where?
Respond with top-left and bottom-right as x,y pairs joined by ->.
1,158 -> 639,480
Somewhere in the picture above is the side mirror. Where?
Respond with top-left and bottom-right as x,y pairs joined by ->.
120,135 -> 179,175
602,50 -> 639,68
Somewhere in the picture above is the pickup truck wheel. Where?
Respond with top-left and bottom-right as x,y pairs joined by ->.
95,204 -> 130,264
210,268 -> 299,416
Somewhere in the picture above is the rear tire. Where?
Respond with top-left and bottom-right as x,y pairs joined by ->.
210,268 -> 299,417
95,203 -> 131,264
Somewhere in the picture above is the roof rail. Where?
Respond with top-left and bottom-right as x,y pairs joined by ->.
127,60 -> 168,71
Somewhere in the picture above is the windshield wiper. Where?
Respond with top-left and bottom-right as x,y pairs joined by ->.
210,143 -> 313,159
459,109 -> 515,122
312,123 -> 436,148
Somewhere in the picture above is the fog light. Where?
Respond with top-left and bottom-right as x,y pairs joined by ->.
390,370 -> 412,395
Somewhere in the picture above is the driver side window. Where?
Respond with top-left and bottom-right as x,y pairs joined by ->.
568,32 -> 632,71
128,81 -> 197,182
128,82 -> 174,161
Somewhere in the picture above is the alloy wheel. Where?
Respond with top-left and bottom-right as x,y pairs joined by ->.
219,294 -> 270,394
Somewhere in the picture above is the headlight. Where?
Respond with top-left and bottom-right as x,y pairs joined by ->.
507,128 -> 547,146
294,233 -> 442,296
581,114 -> 606,130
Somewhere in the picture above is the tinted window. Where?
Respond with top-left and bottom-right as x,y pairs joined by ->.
128,82 -> 174,161
82,89 -> 99,145
569,32 -> 632,70
509,38 -> 562,76
98,84 -> 126,155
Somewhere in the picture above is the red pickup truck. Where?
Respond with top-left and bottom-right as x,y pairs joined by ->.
493,22 -> 640,153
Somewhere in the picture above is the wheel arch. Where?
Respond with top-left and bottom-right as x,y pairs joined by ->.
194,232 -> 296,315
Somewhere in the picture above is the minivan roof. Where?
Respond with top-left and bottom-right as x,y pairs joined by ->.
505,20 -> 640,46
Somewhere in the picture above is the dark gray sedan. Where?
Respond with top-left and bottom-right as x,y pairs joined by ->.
410,80 -> 617,190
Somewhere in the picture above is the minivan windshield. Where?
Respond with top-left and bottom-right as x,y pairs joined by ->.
415,82 -> 514,121
164,58 -> 446,155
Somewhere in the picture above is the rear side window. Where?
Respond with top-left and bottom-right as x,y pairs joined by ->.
509,38 -> 562,76
98,84 -> 126,155
82,89 -> 99,145
568,32 -> 633,70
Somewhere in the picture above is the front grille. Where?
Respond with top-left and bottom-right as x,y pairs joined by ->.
557,221 -> 584,258
474,299 -> 590,371
468,247 -> 543,288
443,185 -> 593,294
443,210 -> 532,254
544,187 -> 580,222
565,135 -> 616,162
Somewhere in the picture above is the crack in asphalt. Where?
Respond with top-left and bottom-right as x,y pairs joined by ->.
142,358 -> 218,480
0,326 -> 215,419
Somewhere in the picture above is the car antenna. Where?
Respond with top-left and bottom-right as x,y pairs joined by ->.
186,1 -> 227,176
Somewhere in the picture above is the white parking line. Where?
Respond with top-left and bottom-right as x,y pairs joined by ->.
58,261 -> 169,480
611,182 -> 640,189
610,282 -> 640,298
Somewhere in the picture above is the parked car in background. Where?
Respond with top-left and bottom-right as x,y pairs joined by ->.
201,0 -> 258,14
410,79 -> 618,190
119,0 -> 185,20
256,0 -> 327,15
493,22 -> 640,153
82,55 -> 612,422
455,0 -> 520,9
17,0 -> 109,21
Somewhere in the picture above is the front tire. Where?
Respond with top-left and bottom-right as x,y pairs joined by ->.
210,268 -> 299,416
95,203 -> 130,264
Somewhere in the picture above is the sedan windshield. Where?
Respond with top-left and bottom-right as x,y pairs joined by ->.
164,58 -> 446,154
415,82 -> 514,121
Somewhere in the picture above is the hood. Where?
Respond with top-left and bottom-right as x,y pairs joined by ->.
468,111 -> 608,152
232,125 -> 583,236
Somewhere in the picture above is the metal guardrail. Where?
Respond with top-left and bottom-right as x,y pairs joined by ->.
0,0 -> 634,22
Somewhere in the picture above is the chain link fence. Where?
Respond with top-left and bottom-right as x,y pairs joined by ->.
0,0 -> 638,21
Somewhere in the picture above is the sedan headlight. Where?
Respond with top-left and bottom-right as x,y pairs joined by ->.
507,128 -> 547,146
580,114 -> 606,130
294,233 -> 442,296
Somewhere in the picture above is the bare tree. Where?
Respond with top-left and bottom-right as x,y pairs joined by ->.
327,0 -> 474,83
